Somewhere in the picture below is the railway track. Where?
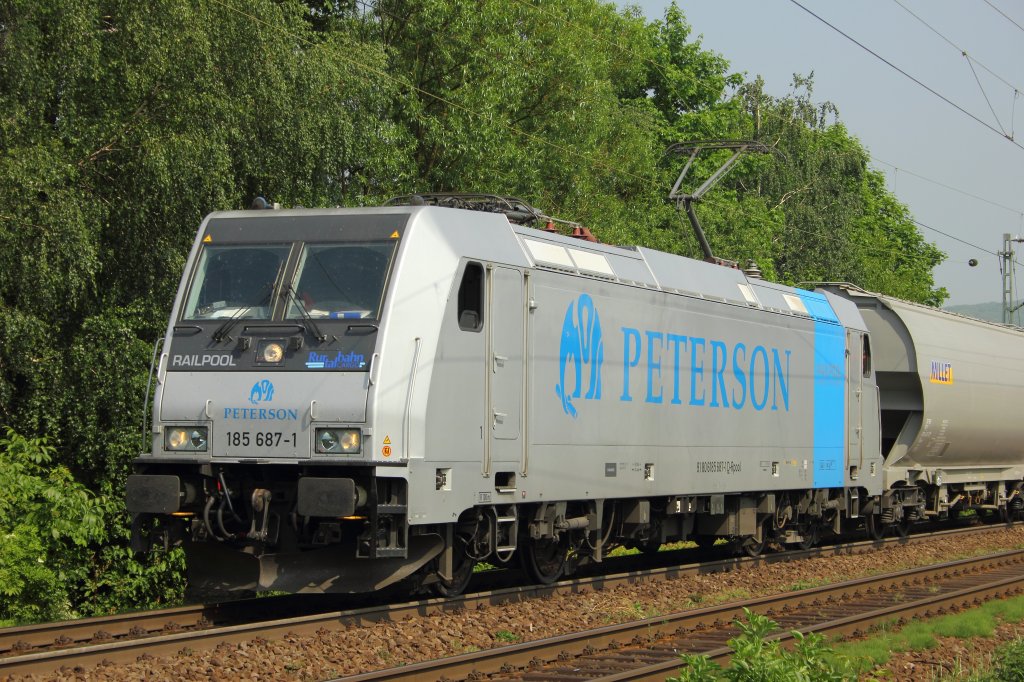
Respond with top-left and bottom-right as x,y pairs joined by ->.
0,523 -> 1011,678
340,547 -> 1024,681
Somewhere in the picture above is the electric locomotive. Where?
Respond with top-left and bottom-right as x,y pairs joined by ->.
127,195 -> 1024,596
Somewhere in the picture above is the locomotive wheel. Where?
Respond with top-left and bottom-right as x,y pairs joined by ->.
522,536 -> 567,585
638,522 -> 663,555
741,534 -> 765,558
866,514 -> 886,541
740,520 -> 770,558
431,547 -> 476,597
693,535 -> 717,551
639,538 -> 662,556
797,524 -> 818,550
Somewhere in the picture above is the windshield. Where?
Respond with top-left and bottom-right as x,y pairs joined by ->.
182,245 -> 291,320
285,242 -> 396,320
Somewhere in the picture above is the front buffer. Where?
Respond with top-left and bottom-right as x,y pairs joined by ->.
127,464 -> 441,595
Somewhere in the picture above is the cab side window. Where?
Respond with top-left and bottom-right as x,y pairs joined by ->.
457,262 -> 484,332
862,335 -> 872,377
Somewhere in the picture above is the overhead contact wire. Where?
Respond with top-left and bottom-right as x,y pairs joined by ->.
983,0 -> 1024,35
892,0 -> 1017,137
893,0 -> 1024,94
788,0 -> 1024,149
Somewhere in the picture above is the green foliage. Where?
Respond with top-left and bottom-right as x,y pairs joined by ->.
988,637 -> 1024,682
669,609 -> 856,681
77,530 -> 186,616
0,428 -> 106,624
690,74 -> 947,304
0,428 -> 184,623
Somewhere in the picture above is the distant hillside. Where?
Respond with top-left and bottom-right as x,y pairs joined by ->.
944,301 -> 1004,323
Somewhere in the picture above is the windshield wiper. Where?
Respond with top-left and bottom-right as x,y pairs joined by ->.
211,259 -> 287,343
211,283 -> 275,343
281,283 -> 327,343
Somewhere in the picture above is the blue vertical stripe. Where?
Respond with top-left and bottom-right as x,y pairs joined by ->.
796,292 -> 846,489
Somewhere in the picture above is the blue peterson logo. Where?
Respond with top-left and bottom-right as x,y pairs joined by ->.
249,379 -> 275,405
223,379 -> 298,421
552,300 -> 802,418
555,294 -> 604,418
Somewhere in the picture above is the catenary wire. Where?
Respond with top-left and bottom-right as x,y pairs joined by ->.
892,0 -> 1018,137
893,0 -> 1024,95
870,156 -> 1024,217
982,0 -> 1024,35
788,0 -> 1024,150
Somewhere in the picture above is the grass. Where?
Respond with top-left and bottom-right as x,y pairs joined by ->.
787,577 -> 832,591
835,593 -> 1024,674
493,629 -> 519,643
706,587 -> 753,605
451,640 -> 481,654
606,540 -> 701,558
609,601 -> 666,621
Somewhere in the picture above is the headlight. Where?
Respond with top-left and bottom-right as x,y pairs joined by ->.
165,426 -> 208,452
258,340 -> 285,364
316,428 -> 361,454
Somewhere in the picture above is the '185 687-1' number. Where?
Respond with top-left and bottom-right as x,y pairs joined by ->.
226,432 -> 297,448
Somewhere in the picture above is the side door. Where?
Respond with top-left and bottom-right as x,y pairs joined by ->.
484,266 -> 525,474
847,329 -> 864,477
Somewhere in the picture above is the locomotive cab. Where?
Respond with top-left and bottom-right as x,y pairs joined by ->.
127,209 -> 441,594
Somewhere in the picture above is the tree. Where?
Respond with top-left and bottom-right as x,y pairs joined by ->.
0,429 -> 107,624
0,0 -> 410,616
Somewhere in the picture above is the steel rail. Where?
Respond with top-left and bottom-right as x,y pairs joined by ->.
335,548 -> 1024,681
0,522 -> 1012,677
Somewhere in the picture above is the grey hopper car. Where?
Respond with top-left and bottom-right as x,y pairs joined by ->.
821,285 -> 1024,519
127,200 -> 1024,595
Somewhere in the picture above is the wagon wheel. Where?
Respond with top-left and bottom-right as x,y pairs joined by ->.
431,543 -> 476,597
742,536 -> 765,558
866,513 -> 886,541
522,536 -> 567,585
1001,498 -> 1024,525
893,515 -> 913,539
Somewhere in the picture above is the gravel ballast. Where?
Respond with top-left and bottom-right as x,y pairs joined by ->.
12,526 -> 1024,681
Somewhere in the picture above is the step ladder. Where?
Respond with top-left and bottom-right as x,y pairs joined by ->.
492,504 -> 518,563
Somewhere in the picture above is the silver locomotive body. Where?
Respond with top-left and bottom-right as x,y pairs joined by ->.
127,203 -> 1021,595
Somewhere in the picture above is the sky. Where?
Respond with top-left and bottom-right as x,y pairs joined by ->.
626,0 -> 1024,306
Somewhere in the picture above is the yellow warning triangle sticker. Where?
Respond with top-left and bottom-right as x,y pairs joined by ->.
390,231 -> 400,239
383,436 -> 392,444
202,234 -> 212,243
